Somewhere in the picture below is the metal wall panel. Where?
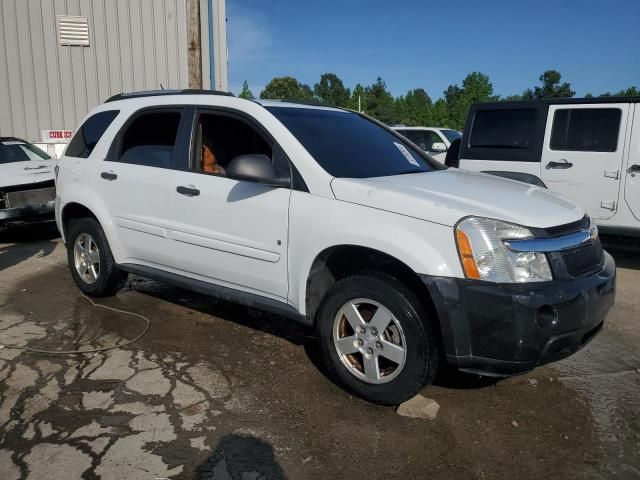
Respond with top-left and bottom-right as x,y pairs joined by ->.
0,0 -> 191,142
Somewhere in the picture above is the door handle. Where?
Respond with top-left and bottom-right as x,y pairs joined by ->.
546,160 -> 573,169
100,171 -> 118,181
628,164 -> 640,176
176,185 -> 200,197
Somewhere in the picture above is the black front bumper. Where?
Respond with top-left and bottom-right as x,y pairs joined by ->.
0,202 -> 55,226
421,251 -> 616,376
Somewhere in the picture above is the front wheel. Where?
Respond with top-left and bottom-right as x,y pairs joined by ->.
66,217 -> 127,297
316,273 -> 439,405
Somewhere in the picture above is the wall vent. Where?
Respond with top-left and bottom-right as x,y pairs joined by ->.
58,15 -> 90,46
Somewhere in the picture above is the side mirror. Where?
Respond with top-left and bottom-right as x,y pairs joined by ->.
226,154 -> 290,188
430,142 -> 447,153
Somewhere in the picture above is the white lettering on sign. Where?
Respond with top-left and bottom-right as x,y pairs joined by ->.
393,142 -> 420,167
41,130 -> 73,144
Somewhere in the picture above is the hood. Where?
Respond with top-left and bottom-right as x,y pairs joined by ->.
0,159 -> 56,188
330,169 -> 584,229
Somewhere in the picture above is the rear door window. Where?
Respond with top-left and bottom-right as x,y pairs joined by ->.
117,111 -> 182,168
550,108 -> 621,152
469,109 -> 537,150
66,110 -> 119,158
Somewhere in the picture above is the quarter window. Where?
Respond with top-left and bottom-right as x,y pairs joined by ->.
469,109 -> 537,150
66,110 -> 119,158
550,108 -> 621,152
119,111 -> 182,168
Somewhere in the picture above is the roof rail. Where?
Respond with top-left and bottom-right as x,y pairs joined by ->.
105,89 -> 234,103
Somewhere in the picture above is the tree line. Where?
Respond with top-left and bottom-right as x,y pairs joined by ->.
238,71 -> 639,131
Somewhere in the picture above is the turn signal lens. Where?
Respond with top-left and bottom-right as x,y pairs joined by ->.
455,229 -> 481,279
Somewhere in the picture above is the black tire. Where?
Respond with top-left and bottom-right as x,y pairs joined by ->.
315,272 -> 440,405
66,217 -> 127,297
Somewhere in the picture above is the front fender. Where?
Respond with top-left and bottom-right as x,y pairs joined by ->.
288,191 -> 462,315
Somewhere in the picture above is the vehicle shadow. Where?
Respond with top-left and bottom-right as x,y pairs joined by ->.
196,433 -> 287,479
0,223 -> 59,271
128,276 -> 501,395
433,365 -> 500,390
600,235 -> 640,270
605,248 -> 640,270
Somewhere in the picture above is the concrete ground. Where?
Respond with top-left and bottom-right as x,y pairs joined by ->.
0,224 -> 638,479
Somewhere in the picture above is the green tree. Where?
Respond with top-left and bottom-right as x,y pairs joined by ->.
441,72 -> 496,130
396,88 -> 433,126
259,76 -> 313,101
363,77 -> 396,124
314,73 -> 350,107
348,83 -> 366,111
431,98 -> 450,127
532,70 -> 575,99
600,86 -> 639,97
238,80 -> 255,100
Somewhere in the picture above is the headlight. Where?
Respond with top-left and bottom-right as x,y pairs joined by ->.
455,217 -> 552,283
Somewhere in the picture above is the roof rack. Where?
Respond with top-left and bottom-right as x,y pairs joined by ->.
257,98 -> 338,108
105,89 -> 234,103
477,95 -> 640,108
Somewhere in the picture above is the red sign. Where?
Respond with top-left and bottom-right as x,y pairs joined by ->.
41,130 -> 73,143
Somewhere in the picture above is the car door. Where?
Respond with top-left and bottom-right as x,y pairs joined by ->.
540,104 -> 630,220
624,103 -> 640,220
170,109 -> 291,300
96,107 -> 189,268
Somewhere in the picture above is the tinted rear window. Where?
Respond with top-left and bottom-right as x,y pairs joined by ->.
550,108 -> 621,152
118,111 -> 182,168
469,109 -> 537,149
266,107 -> 438,178
66,110 -> 119,158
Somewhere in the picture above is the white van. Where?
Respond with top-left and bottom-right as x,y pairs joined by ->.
456,97 -> 640,237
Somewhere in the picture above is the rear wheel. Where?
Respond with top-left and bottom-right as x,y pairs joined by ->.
316,273 -> 439,405
66,217 -> 127,297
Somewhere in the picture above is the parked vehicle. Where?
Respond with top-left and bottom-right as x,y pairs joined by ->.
392,126 -> 461,163
456,97 -> 640,237
55,91 -> 615,404
0,137 -> 57,230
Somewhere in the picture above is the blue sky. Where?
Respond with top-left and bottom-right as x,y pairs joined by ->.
226,0 -> 640,99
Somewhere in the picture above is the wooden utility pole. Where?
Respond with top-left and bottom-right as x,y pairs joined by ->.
187,0 -> 202,89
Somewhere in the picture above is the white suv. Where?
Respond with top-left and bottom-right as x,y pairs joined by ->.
392,126 -> 461,163
56,91 -> 615,404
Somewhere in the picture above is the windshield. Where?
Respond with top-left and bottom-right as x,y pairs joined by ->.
266,107 -> 441,178
0,140 -> 50,165
441,129 -> 462,143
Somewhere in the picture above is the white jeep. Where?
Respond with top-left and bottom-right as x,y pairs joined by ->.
55,91 -> 615,404
456,97 -> 640,238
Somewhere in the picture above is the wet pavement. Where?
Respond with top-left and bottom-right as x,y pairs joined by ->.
0,224 -> 638,479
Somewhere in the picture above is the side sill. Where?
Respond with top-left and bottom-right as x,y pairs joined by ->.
118,263 -> 310,325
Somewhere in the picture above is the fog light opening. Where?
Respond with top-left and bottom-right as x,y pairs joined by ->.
536,305 -> 558,329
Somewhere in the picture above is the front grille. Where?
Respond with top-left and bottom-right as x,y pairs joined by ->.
561,240 -> 604,277
5,187 -> 55,209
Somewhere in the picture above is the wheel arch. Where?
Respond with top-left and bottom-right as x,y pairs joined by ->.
61,202 -> 99,239
304,244 -> 441,338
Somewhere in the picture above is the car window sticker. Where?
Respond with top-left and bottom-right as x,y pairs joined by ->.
393,141 -> 420,166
